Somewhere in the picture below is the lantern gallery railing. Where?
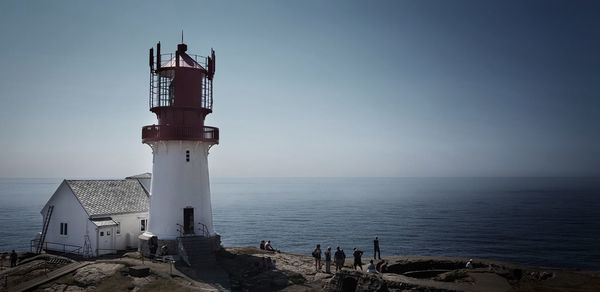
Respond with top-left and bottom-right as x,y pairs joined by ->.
156,53 -> 208,69
142,125 -> 219,144
148,49 -> 215,111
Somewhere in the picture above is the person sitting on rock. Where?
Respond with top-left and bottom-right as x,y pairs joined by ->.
265,240 -> 278,252
259,240 -> 266,250
376,260 -> 386,273
466,259 -> 473,269
367,260 -> 378,273
160,245 -> 168,256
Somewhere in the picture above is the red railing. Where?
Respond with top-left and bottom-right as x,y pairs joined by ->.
142,125 -> 219,144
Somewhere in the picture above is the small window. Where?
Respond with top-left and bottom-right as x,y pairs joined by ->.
140,219 -> 147,231
186,150 -> 190,162
107,231 -> 111,236
60,223 -> 68,235
116,222 -> 121,235
100,231 -> 104,236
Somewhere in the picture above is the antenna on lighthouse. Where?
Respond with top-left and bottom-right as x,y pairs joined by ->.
149,47 -> 154,71
156,42 -> 161,69
181,30 -> 184,43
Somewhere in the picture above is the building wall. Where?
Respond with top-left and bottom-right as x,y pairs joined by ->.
41,181 -> 149,256
41,181 -> 96,256
110,212 -> 149,250
148,140 -> 215,239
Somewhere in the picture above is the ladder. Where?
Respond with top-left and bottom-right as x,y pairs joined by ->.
36,205 -> 54,254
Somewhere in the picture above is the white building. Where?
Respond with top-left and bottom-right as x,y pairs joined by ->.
35,174 -> 151,256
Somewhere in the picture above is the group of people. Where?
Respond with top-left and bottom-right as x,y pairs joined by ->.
367,259 -> 388,273
310,237 -> 385,274
259,240 -> 278,252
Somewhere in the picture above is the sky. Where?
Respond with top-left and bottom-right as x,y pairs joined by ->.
0,0 -> 599,178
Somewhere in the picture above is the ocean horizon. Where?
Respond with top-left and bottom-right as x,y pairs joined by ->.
1,176 -> 599,270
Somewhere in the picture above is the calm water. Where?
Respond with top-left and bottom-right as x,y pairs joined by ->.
1,177 -> 599,269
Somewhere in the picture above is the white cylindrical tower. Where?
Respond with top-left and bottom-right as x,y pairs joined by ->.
148,141 -> 214,239
141,42 -> 218,241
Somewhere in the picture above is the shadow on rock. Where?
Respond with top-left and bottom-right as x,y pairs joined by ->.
216,248 -> 306,291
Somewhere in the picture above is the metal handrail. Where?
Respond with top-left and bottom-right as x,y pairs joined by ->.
177,223 -> 199,236
30,240 -> 83,256
197,222 -> 210,237
176,223 -> 185,237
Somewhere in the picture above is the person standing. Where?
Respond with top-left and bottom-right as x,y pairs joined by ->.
353,247 -> 363,271
10,250 -> 17,268
373,236 -> 381,260
334,246 -> 345,271
312,244 -> 322,271
324,246 -> 332,273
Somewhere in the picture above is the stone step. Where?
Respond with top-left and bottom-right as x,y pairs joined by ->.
177,235 -> 221,267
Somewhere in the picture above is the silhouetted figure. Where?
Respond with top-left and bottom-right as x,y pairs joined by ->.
312,244 -> 322,271
149,236 -> 158,257
334,246 -> 346,271
353,248 -> 364,270
10,250 -> 17,267
324,246 -> 332,273
373,236 -> 381,259
259,240 -> 266,250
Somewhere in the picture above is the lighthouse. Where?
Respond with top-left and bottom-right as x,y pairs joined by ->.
140,40 -> 220,263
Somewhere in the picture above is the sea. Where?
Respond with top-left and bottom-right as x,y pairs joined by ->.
1,177 -> 599,270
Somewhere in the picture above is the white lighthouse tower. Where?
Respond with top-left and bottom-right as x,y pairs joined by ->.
140,41 -> 219,264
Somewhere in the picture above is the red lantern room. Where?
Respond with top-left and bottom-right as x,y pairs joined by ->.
142,42 -> 219,144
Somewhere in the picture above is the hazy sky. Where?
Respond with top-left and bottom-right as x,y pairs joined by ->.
1,0 -> 599,178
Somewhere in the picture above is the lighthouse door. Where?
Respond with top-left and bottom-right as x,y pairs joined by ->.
183,207 -> 194,235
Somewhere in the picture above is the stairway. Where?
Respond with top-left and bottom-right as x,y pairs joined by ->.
12,261 -> 89,292
36,205 -> 54,254
177,234 -> 221,267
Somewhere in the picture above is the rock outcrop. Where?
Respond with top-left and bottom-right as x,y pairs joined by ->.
72,263 -> 124,286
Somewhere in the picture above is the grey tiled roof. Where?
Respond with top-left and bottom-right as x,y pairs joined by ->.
126,173 -> 152,179
66,180 -> 149,216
